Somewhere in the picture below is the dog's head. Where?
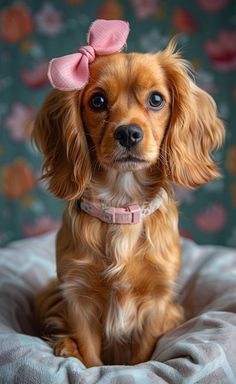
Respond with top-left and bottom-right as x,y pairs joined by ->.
33,40 -> 224,200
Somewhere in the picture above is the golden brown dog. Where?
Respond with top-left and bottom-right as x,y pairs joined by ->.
33,40 -> 224,367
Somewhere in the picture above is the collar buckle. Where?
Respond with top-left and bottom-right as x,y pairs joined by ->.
126,204 -> 141,224
105,205 -> 141,224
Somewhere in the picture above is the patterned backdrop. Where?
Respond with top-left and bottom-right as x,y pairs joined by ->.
0,0 -> 235,247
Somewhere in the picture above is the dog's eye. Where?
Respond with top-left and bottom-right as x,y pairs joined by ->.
148,92 -> 164,110
89,93 -> 107,112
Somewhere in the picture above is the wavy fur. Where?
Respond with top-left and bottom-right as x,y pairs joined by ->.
33,41 -> 224,366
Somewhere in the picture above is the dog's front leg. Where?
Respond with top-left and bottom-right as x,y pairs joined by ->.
129,331 -> 157,365
53,298 -> 104,368
129,302 -> 184,365
54,259 -> 105,366
69,309 -> 103,368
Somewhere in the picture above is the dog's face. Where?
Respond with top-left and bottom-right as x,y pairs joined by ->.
82,53 -> 171,172
33,42 -> 224,200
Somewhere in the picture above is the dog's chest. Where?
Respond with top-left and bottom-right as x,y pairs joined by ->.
102,227 -> 140,338
104,280 -> 138,340
103,251 -> 155,341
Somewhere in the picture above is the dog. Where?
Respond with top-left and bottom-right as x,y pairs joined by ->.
33,20 -> 224,367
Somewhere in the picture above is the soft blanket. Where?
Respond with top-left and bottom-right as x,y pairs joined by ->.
0,233 -> 236,383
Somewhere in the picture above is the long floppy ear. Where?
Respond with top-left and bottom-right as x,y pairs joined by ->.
33,90 -> 91,199
160,40 -> 225,188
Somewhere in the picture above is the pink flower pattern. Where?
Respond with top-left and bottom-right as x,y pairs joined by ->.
205,30 -> 236,72
21,61 -> 49,88
130,0 -> 160,20
23,216 -> 60,237
194,204 -> 227,233
198,0 -> 229,12
4,103 -> 36,141
35,4 -> 63,36
0,0 -> 234,246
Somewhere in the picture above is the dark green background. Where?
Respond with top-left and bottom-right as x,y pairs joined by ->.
0,0 -> 235,246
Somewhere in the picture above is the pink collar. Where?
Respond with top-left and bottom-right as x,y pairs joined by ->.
79,188 -> 166,225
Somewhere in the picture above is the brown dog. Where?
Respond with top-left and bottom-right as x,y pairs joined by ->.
33,36 -> 224,366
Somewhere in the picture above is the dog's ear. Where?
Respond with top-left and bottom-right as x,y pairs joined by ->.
160,40 -> 225,188
32,90 -> 91,199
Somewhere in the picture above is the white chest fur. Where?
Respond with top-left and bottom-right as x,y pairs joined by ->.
105,289 -> 137,341
93,170 -> 144,206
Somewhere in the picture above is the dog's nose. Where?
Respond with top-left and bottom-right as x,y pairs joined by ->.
114,125 -> 144,148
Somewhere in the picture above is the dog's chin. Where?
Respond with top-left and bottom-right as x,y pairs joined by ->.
101,156 -> 152,172
114,161 -> 150,172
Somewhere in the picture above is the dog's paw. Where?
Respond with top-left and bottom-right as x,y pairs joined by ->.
53,337 -> 83,360
53,337 -> 103,367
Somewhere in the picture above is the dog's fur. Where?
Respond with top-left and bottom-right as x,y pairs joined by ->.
33,40 -> 224,366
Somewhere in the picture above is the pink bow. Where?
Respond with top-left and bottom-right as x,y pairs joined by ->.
48,19 -> 130,91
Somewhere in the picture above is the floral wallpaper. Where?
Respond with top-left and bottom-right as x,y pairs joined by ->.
0,0 -> 235,247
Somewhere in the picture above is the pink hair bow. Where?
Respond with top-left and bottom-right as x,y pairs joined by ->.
48,19 -> 130,91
